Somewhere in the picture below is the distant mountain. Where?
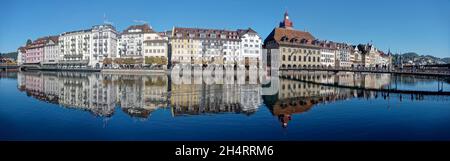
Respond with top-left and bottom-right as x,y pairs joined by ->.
393,52 -> 449,65
442,57 -> 450,64
0,52 -> 18,60
401,52 -> 419,58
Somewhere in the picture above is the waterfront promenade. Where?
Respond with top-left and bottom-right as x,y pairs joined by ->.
279,67 -> 450,77
280,70 -> 450,96
7,64 -> 450,78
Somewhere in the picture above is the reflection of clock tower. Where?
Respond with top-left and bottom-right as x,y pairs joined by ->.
279,11 -> 294,29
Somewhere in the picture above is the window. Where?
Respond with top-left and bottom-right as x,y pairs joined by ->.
282,55 -> 286,61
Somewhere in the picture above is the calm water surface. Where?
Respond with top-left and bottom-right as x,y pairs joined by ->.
0,71 -> 449,140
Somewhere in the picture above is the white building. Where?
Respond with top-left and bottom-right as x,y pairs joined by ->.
91,24 -> 118,68
238,28 -> 262,67
319,43 -> 336,68
17,47 -> 26,65
335,43 -> 352,68
59,24 -> 118,68
42,36 -> 60,67
59,29 -> 93,68
118,24 -> 149,59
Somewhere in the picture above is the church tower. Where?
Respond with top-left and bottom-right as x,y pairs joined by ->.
279,11 -> 294,29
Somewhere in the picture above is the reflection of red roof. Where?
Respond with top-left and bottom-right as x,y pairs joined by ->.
272,98 -> 316,116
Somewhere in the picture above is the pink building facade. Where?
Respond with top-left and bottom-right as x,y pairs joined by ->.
25,37 -> 47,64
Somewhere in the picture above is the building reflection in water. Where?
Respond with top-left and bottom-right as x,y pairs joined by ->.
263,71 -> 435,128
16,71 -> 263,118
16,71 -> 437,127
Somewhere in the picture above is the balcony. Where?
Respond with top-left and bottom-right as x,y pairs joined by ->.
58,59 -> 89,65
63,54 -> 83,58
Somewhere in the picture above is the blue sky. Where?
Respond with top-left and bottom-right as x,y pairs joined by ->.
1,0 -> 449,57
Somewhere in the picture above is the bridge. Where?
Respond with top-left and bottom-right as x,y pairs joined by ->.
0,64 -> 19,72
280,70 -> 450,96
279,67 -> 450,77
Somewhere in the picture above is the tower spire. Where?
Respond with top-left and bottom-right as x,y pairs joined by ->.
279,10 -> 294,29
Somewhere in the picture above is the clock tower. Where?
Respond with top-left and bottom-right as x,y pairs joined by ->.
279,11 -> 294,29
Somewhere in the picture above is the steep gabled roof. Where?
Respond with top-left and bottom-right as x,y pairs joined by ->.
264,27 -> 316,47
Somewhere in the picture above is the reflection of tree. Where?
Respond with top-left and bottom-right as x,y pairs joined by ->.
145,56 -> 168,65
144,77 -> 165,86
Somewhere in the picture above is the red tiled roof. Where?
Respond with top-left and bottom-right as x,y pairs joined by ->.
122,24 -> 154,34
264,27 -> 318,48
18,46 -> 27,53
173,27 -> 253,40
26,35 -> 59,49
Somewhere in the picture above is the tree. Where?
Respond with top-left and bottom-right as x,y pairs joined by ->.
103,58 -> 112,65
124,58 -> 135,65
145,56 -> 155,64
26,39 -> 32,45
114,58 -> 124,64
161,57 -> 168,65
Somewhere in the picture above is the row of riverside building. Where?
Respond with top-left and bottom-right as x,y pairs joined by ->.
16,11 -> 392,69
